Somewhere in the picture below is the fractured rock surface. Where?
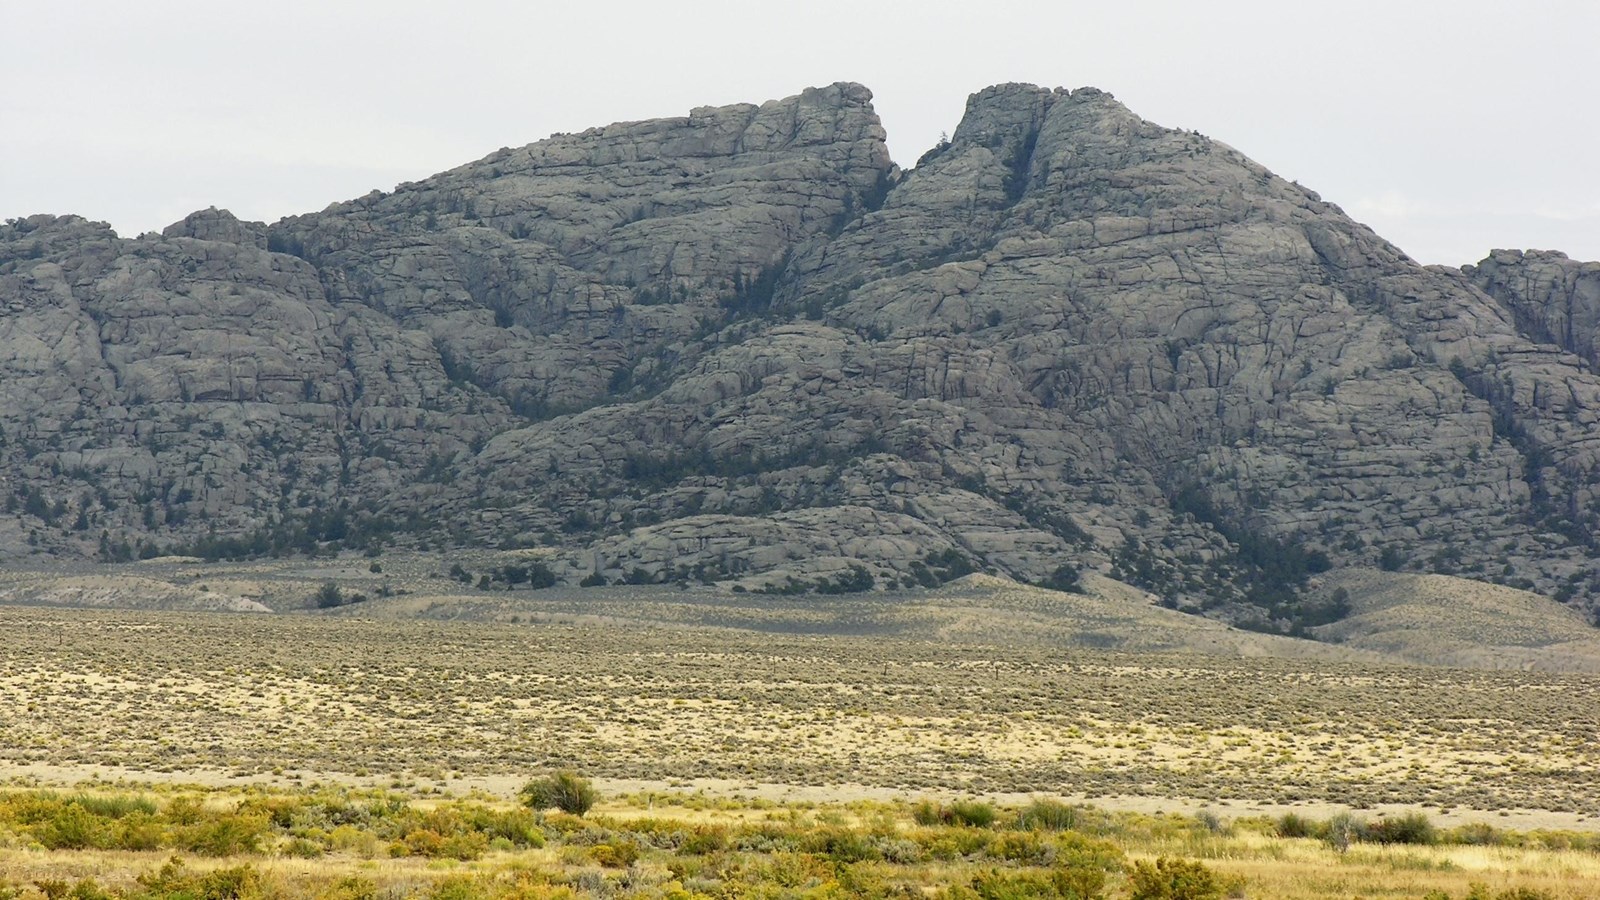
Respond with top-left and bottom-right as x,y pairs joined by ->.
2,82 -> 1598,624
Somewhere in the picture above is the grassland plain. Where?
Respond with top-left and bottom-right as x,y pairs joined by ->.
3,605 -> 1599,825
5,591 -> 1600,898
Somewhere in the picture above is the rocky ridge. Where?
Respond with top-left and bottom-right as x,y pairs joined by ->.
2,82 -> 1598,629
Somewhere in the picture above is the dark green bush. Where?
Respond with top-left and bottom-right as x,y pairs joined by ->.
315,582 -> 346,608
72,794 -> 157,819
913,799 -> 998,828
950,800 -> 998,828
1365,812 -> 1435,845
1275,812 -> 1315,838
519,771 -> 598,817
803,826 -> 879,863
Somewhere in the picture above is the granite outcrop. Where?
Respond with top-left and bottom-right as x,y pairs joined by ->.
2,82 -> 1597,627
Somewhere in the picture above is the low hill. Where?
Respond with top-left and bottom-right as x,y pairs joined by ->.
1312,569 -> 1600,672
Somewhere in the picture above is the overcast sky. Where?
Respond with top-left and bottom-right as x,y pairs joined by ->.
4,0 -> 1596,266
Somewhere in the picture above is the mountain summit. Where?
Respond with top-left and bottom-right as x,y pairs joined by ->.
2,83 -> 1596,630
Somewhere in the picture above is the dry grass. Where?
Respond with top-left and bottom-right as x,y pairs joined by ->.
1315,570 -> 1600,671
0,788 -> 1594,899
1205,837 -> 1600,899
3,604 -> 1599,828
3,573 -> 1600,898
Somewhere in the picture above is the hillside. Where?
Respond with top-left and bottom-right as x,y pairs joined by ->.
2,82 -> 1598,631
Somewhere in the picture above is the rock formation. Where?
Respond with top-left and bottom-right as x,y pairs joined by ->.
2,82 -> 1597,628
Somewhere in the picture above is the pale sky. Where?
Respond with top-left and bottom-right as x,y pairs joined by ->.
4,0 -> 1596,266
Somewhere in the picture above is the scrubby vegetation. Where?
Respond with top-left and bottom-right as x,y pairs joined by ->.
5,606 -> 1600,818
1,604 -> 1598,898
0,786 -> 1590,899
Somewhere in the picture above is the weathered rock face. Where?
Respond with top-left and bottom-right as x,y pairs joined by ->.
0,211 -> 495,559
1465,250 -> 1600,369
267,82 -> 892,415
2,82 -> 1598,626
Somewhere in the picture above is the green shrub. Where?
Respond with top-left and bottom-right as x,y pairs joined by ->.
758,851 -> 831,889
1449,822 -> 1503,846
235,796 -> 301,830
178,813 -> 268,856
1054,832 -> 1124,875
914,825 -> 994,860
38,879 -> 112,900
1322,812 -> 1359,852
956,862 -> 1107,900
136,855 -> 262,900
912,800 -> 946,826
589,840 -> 640,868
1366,812 -> 1435,845
804,826 -> 880,863
281,836 -> 325,858
468,807 -> 544,847
680,825 -> 728,855
1016,799 -> 1079,832
1125,857 -> 1223,900
949,800 -> 997,828
1052,865 -> 1108,900
519,771 -> 598,817
114,812 -> 165,851
164,796 -> 204,826
35,804 -> 107,850
315,581 -> 346,608
988,831 -> 1050,864
72,794 -> 157,819
402,829 -> 446,857
441,831 -> 488,861
199,864 -> 262,900
1275,812 -> 1315,838
911,797 -> 999,827
967,868 -> 1066,899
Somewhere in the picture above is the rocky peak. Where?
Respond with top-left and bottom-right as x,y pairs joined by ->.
2,83 -> 1600,629
162,207 -> 268,249
947,83 -> 1061,152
